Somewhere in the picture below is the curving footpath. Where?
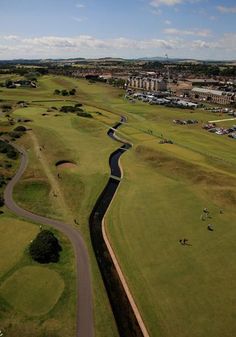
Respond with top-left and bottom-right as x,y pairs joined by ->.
3,142 -> 94,337
89,117 -> 150,337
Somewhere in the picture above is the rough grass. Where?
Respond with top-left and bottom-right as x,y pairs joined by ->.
13,179 -> 59,216
0,266 -> 65,316
0,216 -> 39,278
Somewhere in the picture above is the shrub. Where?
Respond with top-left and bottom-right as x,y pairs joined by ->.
69,88 -> 76,95
14,125 -> 27,132
29,230 -> 62,264
0,196 -> 4,207
0,140 -> 18,159
77,111 -> 93,118
0,175 -> 6,188
8,131 -> 24,139
6,149 -> 18,159
1,104 -> 12,112
75,107 -> 83,112
60,105 -> 75,113
61,89 -> 69,96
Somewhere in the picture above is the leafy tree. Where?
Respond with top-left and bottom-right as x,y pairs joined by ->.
29,230 -> 62,264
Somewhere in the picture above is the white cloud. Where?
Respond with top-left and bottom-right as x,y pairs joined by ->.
164,20 -> 172,24
209,15 -> 217,21
0,34 -> 182,56
164,28 -> 211,37
150,0 -> 183,7
76,3 -> 85,8
1,35 -> 20,41
0,33 -> 235,60
150,8 -> 162,15
73,16 -> 88,22
217,5 -> 236,14
192,40 -> 212,49
150,0 -> 203,8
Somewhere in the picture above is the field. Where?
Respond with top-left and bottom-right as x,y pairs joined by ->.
0,74 -> 236,337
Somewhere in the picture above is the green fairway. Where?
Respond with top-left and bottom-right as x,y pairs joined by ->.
107,146 -> 236,337
1,74 -> 236,337
0,266 -> 64,316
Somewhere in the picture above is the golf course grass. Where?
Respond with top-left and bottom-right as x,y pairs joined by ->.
0,266 -> 64,316
0,211 -> 77,337
1,74 -> 236,337
0,217 -> 39,278
107,145 -> 236,337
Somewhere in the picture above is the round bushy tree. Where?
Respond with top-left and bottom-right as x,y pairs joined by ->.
29,230 -> 62,264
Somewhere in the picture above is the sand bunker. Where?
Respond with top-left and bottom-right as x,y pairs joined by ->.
55,160 -> 77,169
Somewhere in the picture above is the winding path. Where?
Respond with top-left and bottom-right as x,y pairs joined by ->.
89,117 -> 150,337
3,142 -> 94,337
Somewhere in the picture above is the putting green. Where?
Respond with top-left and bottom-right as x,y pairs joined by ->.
0,266 -> 65,316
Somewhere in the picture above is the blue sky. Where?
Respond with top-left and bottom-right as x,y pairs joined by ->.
0,0 -> 235,60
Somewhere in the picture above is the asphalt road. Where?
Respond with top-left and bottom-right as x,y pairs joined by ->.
3,143 -> 94,337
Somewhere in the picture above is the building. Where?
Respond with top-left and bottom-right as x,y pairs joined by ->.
191,87 -> 235,105
128,76 -> 167,92
186,78 -> 219,86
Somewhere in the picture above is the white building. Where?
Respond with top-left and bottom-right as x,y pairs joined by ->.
129,76 -> 167,92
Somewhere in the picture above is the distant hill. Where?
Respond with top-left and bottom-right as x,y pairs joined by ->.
0,57 -> 235,65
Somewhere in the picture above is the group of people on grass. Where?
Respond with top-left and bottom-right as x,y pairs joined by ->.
179,207 -> 224,246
